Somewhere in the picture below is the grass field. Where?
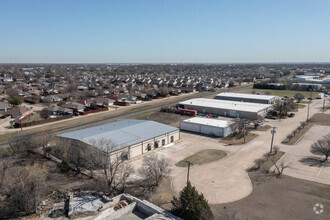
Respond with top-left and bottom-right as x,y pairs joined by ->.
175,149 -> 227,167
131,111 -> 190,126
235,85 -> 320,98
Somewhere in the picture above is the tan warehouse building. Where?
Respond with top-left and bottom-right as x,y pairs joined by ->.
58,119 -> 180,160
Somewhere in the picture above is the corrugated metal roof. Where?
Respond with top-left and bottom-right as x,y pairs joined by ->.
215,92 -> 279,100
179,98 -> 271,113
182,117 -> 233,128
59,119 -> 178,152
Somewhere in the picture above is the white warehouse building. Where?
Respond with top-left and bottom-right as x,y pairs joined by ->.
180,117 -> 235,137
214,92 -> 279,104
178,98 -> 272,120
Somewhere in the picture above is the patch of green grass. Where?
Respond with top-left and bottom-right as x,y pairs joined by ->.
175,149 -> 227,167
297,104 -> 306,109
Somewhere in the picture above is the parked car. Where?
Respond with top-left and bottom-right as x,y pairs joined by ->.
288,113 -> 295,118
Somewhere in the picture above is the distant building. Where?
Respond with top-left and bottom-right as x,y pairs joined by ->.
291,83 -> 323,91
180,117 -> 235,137
214,92 -> 279,104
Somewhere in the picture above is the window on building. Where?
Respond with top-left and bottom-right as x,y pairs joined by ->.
147,144 -> 151,151
154,141 -> 159,148
121,152 -> 129,161
162,139 -> 165,146
170,136 -> 174,143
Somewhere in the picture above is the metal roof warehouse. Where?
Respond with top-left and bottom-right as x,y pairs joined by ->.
178,98 -> 272,119
214,92 -> 279,104
59,119 -> 180,159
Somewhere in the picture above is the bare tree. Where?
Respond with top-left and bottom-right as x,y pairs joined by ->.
138,154 -> 171,187
34,132 -> 55,158
270,158 -> 289,177
89,138 -> 131,195
310,134 -> 330,161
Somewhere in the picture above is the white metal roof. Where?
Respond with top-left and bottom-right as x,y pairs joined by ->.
59,119 -> 179,152
215,92 -> 279,101
179,98 -> 271,113
182,117 -> 233,128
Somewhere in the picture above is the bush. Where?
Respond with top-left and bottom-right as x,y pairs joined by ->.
57,161 -> 71,173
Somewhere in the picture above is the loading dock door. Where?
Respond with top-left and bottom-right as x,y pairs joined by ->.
229,110 -> 236,117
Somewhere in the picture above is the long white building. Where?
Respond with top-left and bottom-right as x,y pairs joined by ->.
214,92 -> 279,104
178,98 -> 272,120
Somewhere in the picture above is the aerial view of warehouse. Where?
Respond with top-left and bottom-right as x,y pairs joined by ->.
59,119 -> 180,160
214,92 -> 279,104
178,98 -> 272,120
180,117 -> 235,137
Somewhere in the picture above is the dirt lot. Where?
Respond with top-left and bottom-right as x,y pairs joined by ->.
212,173 -> 330,220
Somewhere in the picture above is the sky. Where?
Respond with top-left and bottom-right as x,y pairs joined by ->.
0,0 -> 330,63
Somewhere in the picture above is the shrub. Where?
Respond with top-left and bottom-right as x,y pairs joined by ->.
57,161 -> 71,173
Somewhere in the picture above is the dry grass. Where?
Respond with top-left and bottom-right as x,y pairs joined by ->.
148,177 -> 177,210
130,111 -> 190,127
260,151 -> 286,171
221,132 -> 258,145
175,149 -> 227,167
309,113 -> 330,126
212,174 -> 330,220
281,123 -> 313,145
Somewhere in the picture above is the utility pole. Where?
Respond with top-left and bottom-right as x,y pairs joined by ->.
306,100 -> 311,123
185,160 -> 193,186
270,126 -> 276,153
322,97 -> 326,114
243,122 -> 248,144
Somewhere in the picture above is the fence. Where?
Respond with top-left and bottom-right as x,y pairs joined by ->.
14,115 -> 72,128
81,107 -> 108,115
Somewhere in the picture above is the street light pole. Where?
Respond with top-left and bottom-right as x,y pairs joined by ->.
322,97 -> 326,114
185,160 -> 193,186
270,126 -> 276,153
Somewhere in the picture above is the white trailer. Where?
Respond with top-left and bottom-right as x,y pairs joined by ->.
317,93 -> 324,99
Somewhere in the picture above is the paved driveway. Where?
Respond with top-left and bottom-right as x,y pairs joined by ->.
130,98 -> 330,204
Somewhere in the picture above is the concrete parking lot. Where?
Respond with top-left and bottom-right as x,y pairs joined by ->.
129,98 -> 330,204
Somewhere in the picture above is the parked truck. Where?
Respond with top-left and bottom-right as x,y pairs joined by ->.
317,93 -> 324,99
179,109 -> 197,116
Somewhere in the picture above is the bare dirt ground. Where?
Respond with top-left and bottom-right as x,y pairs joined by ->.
212,173 -> 330,220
